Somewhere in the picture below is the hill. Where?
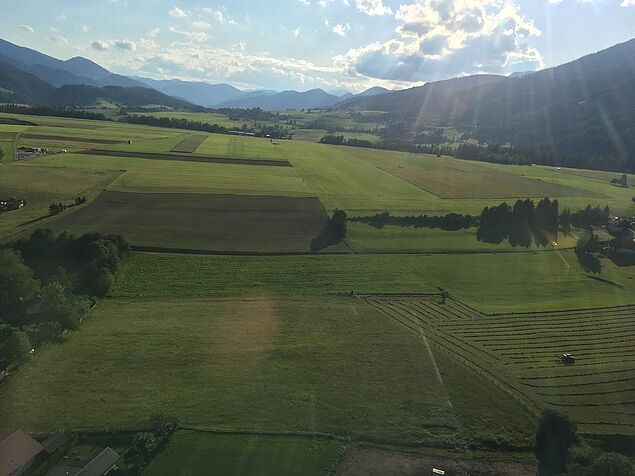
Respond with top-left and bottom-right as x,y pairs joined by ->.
0,38 -> 147,89
45,85 -> 197,109
135,77 -> 242,106
341,38 -> 635,169
0,57 -> 55,103
220,88 -> 341,110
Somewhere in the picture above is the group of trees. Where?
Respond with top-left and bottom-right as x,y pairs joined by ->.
352,199 -> 611,249
127,414 -> 179,473
351,211 -> 477,231
478,198 -> 560,247
0,104 -> 108,121
122,115 -> 229,134
0,229 -> 129,372
535,410 -> 633,476
319,135 -> 373,148
48,196 -> 87,216
122,114 -> 293,139
311,209 -> 348,251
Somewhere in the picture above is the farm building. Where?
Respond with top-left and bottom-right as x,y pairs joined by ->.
48,447 -> 120,476
0,430 -> 45,476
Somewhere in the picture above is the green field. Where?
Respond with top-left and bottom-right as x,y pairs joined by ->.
146,432 -> 347,476
2,111 -> 635,471
367,296 -> 635,435
112,251 -> 635,313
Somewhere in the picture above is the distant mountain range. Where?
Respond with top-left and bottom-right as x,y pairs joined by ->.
340,38 -> 635,168
0,38 -> 385,110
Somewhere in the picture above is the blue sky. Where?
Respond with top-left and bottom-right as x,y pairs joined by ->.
3,0 -> 635,92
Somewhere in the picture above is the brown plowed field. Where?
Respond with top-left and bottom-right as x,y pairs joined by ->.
53,191 -> 332,252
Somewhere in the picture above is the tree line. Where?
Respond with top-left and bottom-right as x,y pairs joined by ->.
0,104 -> 109,121
351,212 -> 476,231
0,229 -> 129,374
351,199 -> 611,248
319,134 -> 374,148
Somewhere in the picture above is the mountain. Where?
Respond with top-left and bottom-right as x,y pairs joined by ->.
340,38 -> 635,168
45,85 -> 196,109
358,86 -> 390,97
0,57 -> 55,103
220,88 -> 341,110
339,74 -> 506,122
0,39 -> 146,89
134,77 -> 242,106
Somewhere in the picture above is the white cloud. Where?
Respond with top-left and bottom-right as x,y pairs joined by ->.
92,40 -> 110,51
18,25 -> 34,33
50,35 -> 69,44
169,6 -> 188,18
115,39 -> 136,51
355,0 -> 392,15
202,7 -> 236,25
169,26 -> 210,43
55,13 -> 66,22
621,0 -> 634,5
334,0 -> 543,82
333,23 -> 350,36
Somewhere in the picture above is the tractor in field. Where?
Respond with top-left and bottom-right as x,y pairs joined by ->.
561,353 -> 576,365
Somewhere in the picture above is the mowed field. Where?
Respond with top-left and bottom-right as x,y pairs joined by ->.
366,296 -> 635,435
0,297 -> 536,448
52,191 -> 337,252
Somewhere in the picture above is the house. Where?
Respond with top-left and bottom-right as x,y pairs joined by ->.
48,447 -> 120,476
0,430 -> 45,476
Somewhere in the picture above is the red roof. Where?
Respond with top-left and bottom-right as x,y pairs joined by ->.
0,430 -> 44,476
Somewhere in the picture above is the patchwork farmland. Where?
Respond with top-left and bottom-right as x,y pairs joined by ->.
1,110 -> 635,474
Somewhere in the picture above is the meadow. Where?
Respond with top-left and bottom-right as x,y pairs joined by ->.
1,110 -> 635,471
146,432 -> 348,476
367,296 -> 635,435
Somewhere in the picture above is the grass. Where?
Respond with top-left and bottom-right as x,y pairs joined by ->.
0,163 -> 122,242
23,153 -> 312,196
146,431 -> 347,476
0,297 -> 455,442
112,251 -> 635,313
368,296 -> 635,435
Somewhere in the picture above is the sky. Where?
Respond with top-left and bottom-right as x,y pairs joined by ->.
2,0 -> 635,93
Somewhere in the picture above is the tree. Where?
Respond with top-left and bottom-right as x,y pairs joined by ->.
588,453 -> 634,476
0,250 -> 40,323
40,282 -> 90,330
0,326 -> 31,366
330,209 -> 348,239
535,410 -> 578,475
130,432 -> 158,467
92,268 -> 114,298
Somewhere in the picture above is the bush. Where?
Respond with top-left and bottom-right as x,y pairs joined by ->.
535,410 -> 578,475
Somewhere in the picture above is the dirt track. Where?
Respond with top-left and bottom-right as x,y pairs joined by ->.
84,149 -> 292,167
336,447 -> 537,476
